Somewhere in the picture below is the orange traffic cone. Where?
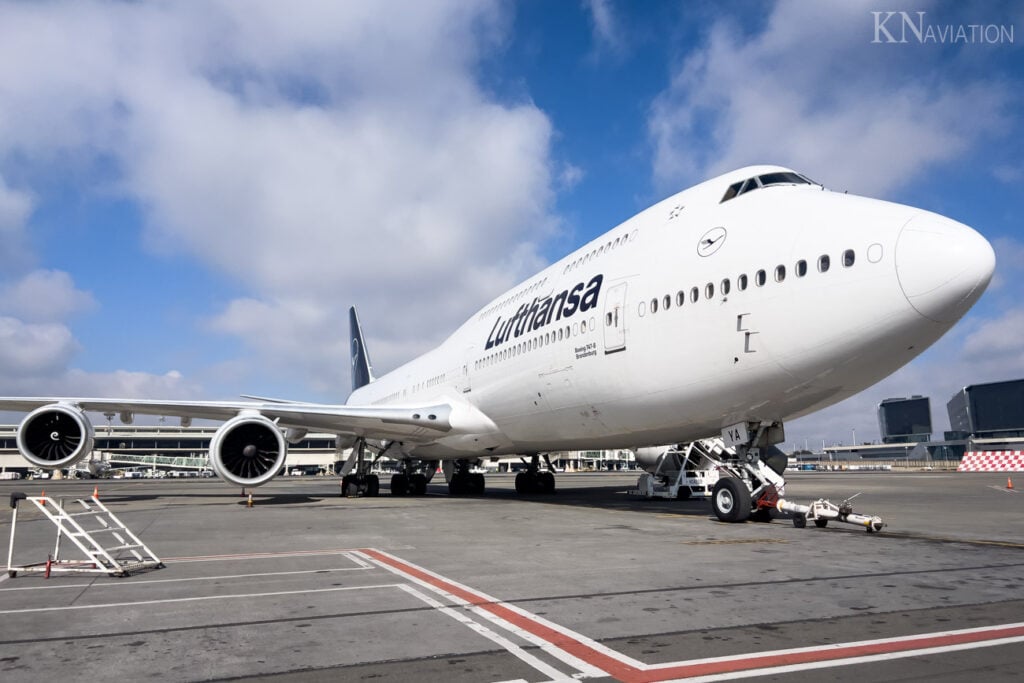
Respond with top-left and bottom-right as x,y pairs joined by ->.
1008,477 -> 1015,490
93,486 -> 99,499
40,489 -> 46,504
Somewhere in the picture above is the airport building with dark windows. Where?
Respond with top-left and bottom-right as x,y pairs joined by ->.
946,379 -> 1024,440
878,396 -> 933,444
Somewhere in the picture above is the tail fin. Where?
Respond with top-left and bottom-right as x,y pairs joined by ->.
349,306 -> 375,395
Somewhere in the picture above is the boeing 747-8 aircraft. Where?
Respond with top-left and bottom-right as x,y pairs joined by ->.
0,165 -> 995,521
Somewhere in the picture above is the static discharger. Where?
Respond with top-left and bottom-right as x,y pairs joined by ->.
775,493 -> 886,533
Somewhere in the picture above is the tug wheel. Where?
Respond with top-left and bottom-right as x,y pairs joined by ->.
711,478 -> 751,523
814,519 -> 829,528
793,514 -> 807,529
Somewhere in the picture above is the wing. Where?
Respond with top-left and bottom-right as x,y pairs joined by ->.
0,396 -> 453,441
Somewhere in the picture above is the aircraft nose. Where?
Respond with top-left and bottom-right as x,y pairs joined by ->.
895,214 -> 996,323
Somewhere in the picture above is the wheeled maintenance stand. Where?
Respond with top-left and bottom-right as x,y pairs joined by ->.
7,491 -> 163,578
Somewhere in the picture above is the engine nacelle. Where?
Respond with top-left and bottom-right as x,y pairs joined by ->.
209,414 -> 287,488
17,404 -> 95,469
634,446 -> 669,473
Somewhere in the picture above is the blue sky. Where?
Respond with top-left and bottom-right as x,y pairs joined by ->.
0,0 -> 1021,449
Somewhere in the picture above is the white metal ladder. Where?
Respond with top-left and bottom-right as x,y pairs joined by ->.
6,492 -> 163,577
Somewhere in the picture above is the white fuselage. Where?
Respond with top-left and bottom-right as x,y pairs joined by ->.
348,166 -> 994,459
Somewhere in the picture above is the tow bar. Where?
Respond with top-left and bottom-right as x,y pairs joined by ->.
774,493 -> 886,533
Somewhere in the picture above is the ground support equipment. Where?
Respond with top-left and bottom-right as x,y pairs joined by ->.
775,495 -> 885,533
6,492 -> 163,578
631,440 -> 724,500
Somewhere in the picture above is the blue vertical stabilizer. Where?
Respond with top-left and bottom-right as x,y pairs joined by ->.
349,307 -> 375,395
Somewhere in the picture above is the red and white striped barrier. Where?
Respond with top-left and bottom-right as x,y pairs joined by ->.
957,451 -> 1024,472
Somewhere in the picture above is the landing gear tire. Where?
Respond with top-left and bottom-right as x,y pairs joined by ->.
449,472 -> 485,495
514,471 -> 555,495
341,474 -> 380,497
814,519 -> 828,528
410,473 -> 428,496
390,474 -> 409,496
711,477 -> 751,523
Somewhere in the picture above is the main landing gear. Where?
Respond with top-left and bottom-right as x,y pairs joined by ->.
710,421 -> 788,523
390,460 -> 438,496
339,438 -> 380,497
443,459 -> 486,495
514,454 -> 556,495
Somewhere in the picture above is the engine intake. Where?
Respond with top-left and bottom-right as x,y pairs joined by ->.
17,404 -> 95,469
209,414 -> 287,487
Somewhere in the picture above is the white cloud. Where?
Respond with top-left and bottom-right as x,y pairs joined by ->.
648,0 -> 1010,197
583,0 -> 625,56
0,175 -> 33,269
0,270 -> 96,323
0,317 -> 78,380
0,0 -> 561,392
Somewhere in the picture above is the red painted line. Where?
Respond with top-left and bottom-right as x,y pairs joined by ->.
643,623 -> 1024,681
360,548 -> 1024,682
361,548 -> 640,681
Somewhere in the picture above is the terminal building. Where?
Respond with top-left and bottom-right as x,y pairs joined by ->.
878,396 -> 932,444
947,379 -> 1024,441
824,378 -> 1024,462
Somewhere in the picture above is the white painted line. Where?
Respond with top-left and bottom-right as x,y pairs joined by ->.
672,634 -> 1024,682
358,549 -> 610,678
358,548 -> 1024,683
396,583 -> 576,682
0,564 -> 370,593
0,583 -> 399,615
164,548 -> 360,563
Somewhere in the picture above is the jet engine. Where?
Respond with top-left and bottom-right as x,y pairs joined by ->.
209,414 -> 287,488
16,403 -> 96,469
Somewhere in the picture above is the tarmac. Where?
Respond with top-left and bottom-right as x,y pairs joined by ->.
0,471 -> 1022,682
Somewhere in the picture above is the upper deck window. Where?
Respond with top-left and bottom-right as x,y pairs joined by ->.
720,171 -> 813,203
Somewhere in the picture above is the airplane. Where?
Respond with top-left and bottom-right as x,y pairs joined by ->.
0,165 -> 995,522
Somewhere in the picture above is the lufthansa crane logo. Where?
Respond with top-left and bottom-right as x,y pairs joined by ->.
697,227 -> 727,257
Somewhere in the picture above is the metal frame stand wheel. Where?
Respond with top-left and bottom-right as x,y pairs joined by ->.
711,477 -> 751,522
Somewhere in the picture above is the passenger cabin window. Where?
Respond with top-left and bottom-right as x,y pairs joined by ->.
755,269 -> 766,286
775,265 -> 786,282
676,291 -> 685,306
796,259 -> 807,277
705,282 -> 714,299
650,297 -> 659,313
663,294 -> 671,310
738,274 -> 748,291
721,278 -> 731,295
818,255 -> 831,273
843,249 -> 856,267
690,287 -> 699,303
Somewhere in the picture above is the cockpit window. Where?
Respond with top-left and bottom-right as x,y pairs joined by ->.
757,171 -> 809,187
720,171 -> 813,203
